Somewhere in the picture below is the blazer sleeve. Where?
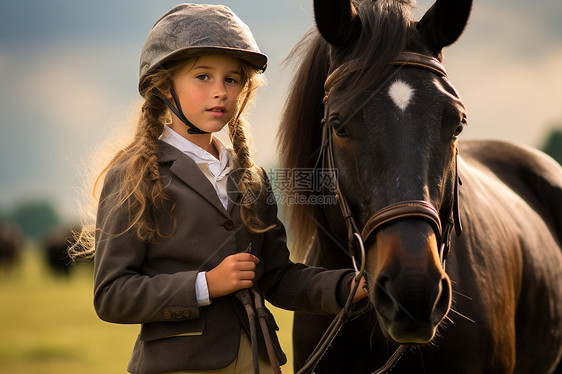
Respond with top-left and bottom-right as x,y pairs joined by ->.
256,169 -> 354,315
93,166 -> 201,324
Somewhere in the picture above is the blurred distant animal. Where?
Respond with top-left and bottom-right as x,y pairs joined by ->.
42,227 -> 76,277
0,222 -> 23,275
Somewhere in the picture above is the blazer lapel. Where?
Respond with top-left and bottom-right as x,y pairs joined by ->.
227,169 -> 242,215
158,141 -> 230,218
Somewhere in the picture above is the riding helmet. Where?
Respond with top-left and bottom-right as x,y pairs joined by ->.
138,3 -> 268,97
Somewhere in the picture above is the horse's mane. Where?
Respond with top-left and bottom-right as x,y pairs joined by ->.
278,0 -> 414,260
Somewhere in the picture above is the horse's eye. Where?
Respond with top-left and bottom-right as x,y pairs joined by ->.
453,118 -> 466,140
332,118 -> 350,138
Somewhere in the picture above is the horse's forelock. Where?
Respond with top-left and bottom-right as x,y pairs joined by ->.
331,0 -> 413,108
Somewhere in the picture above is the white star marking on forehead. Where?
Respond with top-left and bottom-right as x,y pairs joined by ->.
388,80 -> 415,112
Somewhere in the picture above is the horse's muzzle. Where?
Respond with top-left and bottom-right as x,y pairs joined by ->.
367,220 -> 452,344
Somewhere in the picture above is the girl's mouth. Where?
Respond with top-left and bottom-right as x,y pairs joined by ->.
206,107 -> 227,118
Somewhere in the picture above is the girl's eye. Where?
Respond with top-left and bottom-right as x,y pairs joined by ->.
225,77 -> 239,84
196,74 -> 210,81
453,118 -> 467,140
332,117 -> 350,138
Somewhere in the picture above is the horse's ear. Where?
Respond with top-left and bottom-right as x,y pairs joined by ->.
417,0 -> 472,53
313,0 -> 361,48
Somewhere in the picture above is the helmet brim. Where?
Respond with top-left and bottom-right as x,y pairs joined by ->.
139,47 -> 267,97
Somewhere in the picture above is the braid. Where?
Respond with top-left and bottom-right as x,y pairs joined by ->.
128,93 -> 172,241
69,93 -> 169,259
229,117 -> 275,233
140,95 -> 166,198
230,118 -> 254,170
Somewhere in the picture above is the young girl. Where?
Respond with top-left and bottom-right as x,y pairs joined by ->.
77,4 -> 365,374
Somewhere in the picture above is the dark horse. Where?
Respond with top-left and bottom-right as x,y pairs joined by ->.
0,222 -> 23,276
278,0 -> 562,372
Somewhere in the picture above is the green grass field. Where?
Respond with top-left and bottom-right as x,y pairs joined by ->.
0,248 -> 295,373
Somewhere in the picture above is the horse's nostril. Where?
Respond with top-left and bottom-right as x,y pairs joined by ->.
373,275 -> 398,320
431,277 -> 452,324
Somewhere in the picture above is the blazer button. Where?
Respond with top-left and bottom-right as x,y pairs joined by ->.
223,219 -> 235,231
183,310 -> 191,318
163,309 -> 172,319
173,310 -> 183,319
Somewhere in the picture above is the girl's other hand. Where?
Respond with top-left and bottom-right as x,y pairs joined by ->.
352,276 -> 368,303
206,253 -> 259,298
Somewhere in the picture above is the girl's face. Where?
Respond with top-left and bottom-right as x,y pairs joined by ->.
171,54 -> 244,133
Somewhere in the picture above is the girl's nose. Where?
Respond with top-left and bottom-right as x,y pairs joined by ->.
212,82 -> 227,99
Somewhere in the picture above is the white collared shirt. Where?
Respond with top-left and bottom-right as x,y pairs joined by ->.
160,126 -> 235,307
160,126 -> 233,210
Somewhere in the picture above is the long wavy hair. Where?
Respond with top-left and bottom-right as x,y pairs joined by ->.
71,56 -> 271,259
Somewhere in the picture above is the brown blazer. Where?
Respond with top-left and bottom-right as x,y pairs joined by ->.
94,141 -> 351,374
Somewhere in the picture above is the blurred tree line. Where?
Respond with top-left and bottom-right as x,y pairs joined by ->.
7,200 -> 62,240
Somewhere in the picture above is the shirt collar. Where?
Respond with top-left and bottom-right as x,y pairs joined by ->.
159,126 -> 232,178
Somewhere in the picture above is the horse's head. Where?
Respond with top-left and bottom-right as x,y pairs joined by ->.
312,0 -> 471,344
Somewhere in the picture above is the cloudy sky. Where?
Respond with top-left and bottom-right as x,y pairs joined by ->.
0,0 -> 560,221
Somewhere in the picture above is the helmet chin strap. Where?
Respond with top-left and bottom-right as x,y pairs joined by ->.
153,87 -> 210,135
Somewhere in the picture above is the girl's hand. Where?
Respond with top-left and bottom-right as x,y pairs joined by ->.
206,253 -> 259,298
352,276 -> 368,303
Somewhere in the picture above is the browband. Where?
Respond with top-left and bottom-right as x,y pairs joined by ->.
324,51 -> 447,99
393,52 -> 447,77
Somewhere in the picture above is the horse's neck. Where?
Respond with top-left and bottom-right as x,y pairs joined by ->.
310,209 -> 355,270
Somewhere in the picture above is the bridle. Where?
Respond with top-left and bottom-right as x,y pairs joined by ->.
296,52 -> 463,374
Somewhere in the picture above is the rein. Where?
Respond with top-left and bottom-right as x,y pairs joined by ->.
296,52 -> 462,374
